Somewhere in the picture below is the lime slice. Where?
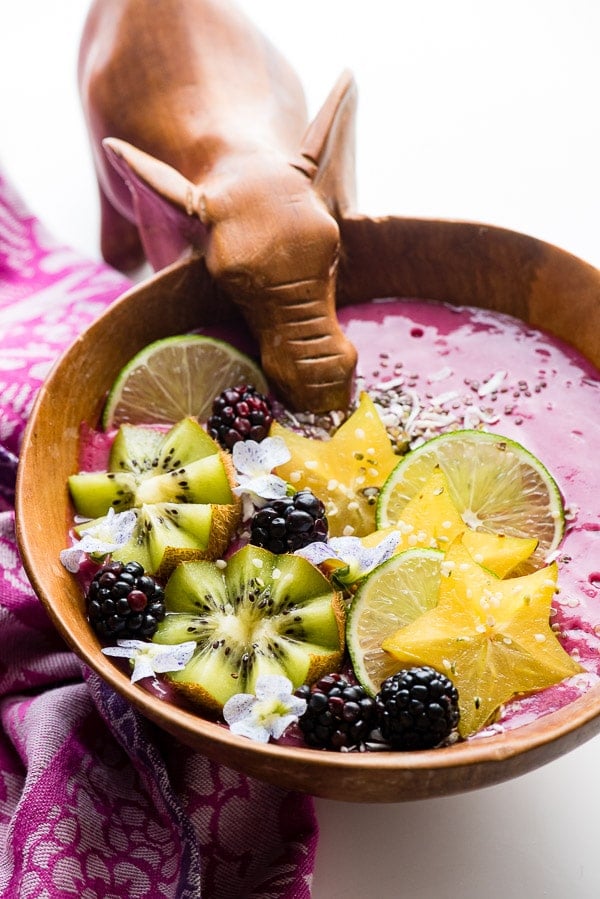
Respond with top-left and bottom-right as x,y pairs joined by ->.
376,430 -> 564,567
346,548 -> 444,695
102,335 -> 268,428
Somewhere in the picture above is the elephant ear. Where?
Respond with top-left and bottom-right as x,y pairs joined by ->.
102,137 -> 209,271
297,69 -> 358,218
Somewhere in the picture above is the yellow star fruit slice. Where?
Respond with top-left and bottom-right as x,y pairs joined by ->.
461,531 -> 539,579
271,392 -> 399,537
382,540 -> 582,737
388,466 -> 464,549
363,469 -> 538,578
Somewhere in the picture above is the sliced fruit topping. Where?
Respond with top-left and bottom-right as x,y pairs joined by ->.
461,530 -> 539,579
346,547 -> 444,696
388,466 -> 464,549
345,464 -> 542,697
69,418 -> 240,576
102,335 -> 268,429
376,666 -> 460,750
152,545 -> 345,710
208,383 -> 273,449
377,429 -> 564,570
369,468 -> 539,577
271,392 -> 399,537
381,540 -> 582,738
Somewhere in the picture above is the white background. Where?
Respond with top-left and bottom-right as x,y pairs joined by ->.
2,2 -> 600,896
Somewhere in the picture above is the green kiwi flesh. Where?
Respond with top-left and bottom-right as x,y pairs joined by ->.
68,418 -> 239,574
77,502 -> 214,572
69,471 -> 137,519
153,544 -> 345,709
111,418 -> 221,472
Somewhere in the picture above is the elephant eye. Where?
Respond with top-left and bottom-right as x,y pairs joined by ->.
221,269 -> 255,293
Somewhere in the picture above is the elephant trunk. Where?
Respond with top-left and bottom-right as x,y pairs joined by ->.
231,274 -> 357,413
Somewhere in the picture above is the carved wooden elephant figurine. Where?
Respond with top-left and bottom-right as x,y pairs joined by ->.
78,0 -> 358,411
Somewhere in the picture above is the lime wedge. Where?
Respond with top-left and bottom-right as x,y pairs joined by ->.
376,430 -> 564,568
346,548 -> 444,695
102,335 -> 268,428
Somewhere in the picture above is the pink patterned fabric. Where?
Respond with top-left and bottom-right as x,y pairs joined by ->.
0,171 -> 318,898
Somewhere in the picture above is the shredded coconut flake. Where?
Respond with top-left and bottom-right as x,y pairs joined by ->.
428,366 -> 454,383
478,370 -> 507,397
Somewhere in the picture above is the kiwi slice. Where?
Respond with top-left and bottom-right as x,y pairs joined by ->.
69,471 -> 137,519
69,418 -> 241,575
152,545 -> 346,710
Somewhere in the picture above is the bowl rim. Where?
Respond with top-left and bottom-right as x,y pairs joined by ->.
15,232 -> 600,801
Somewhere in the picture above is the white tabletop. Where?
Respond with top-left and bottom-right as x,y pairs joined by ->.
3,3 -> 600,896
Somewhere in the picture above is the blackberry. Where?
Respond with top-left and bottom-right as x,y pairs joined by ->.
376,666 -> 460,750
296,673 -> 378,750
207,383 -> 273,450
249,489 -> 328,553
86,560 -> 166,641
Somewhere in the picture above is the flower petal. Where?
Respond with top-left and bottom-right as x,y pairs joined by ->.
130,655 -> 157,683
222,674 -> 306,743
228,718 -> 272,743
60,510 -> 138,573
231,440 -> 262,477
259,436 -> 292,469
223,693 -> 258,725
296,532 -> 402,585
233,473 -> 289,502
101,639 -> 196,684
232,436 -> 291,478
102,641 -> 147,658
104,508 -> 138,545
59,546 -> 88,573
330,533 -> 401,576
269,713 -> 301,740
295,542 -> 343,566
254,674 -> 294,701
147,641 -> 196,673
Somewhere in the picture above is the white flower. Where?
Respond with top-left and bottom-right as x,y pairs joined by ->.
295,531 -> 401,585
101,639 -> 196,684
60,508 -> 137,572
232,436 -> 291,506
222,674 -> 307,743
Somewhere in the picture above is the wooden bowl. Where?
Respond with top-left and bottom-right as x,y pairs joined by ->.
16,215 -> 600,802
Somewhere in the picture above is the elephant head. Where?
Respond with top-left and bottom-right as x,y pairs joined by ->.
79,0 -> 359,411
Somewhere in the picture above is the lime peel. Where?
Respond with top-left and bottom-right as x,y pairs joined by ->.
102,334 -> 268,429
